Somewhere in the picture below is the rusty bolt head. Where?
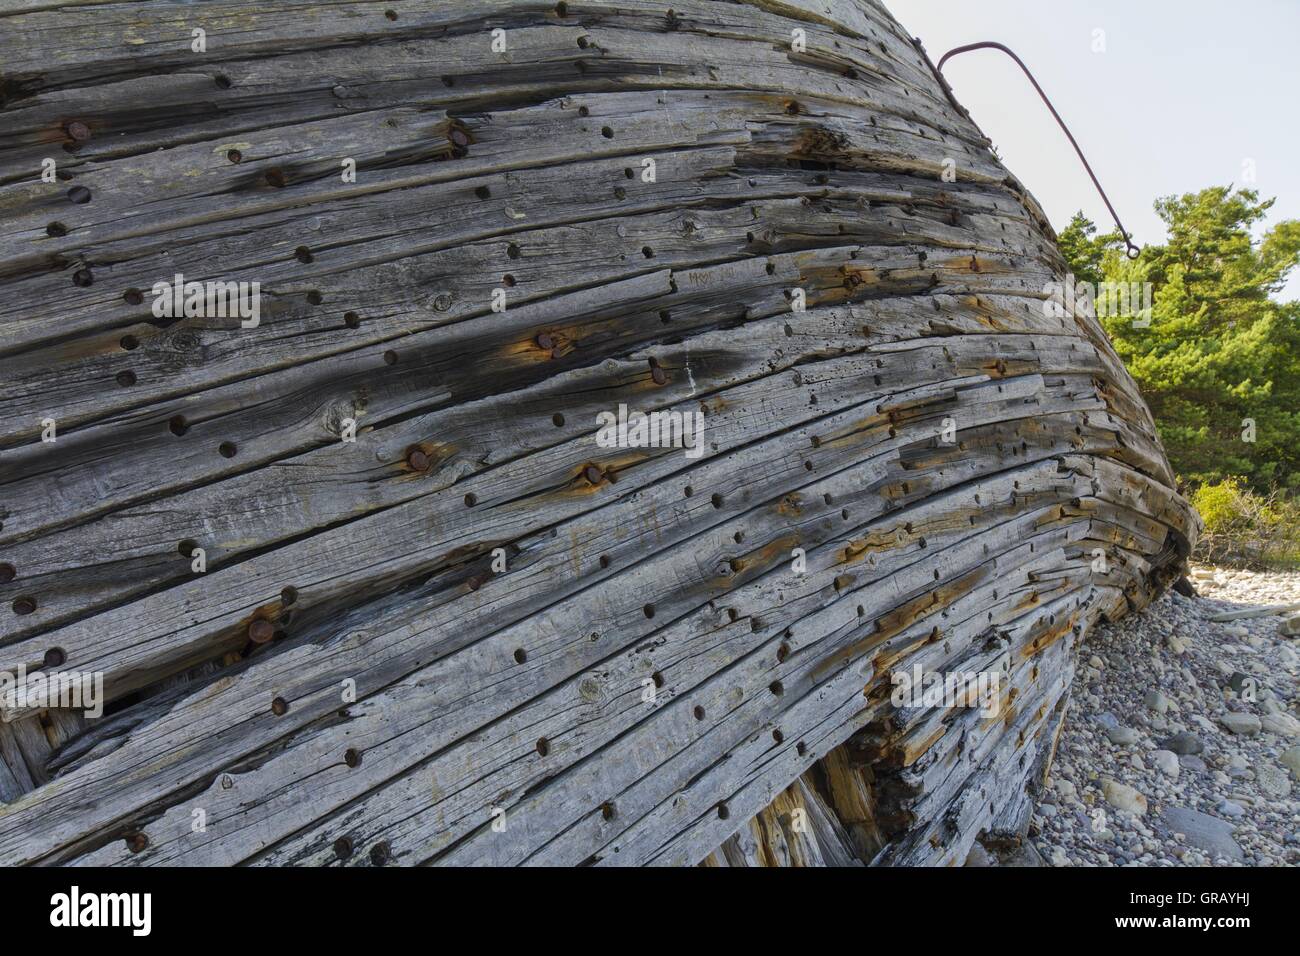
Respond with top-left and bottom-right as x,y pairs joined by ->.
249,618 -> 275,644
584,464 -> 604,486
535,333 -> 555,350
65,121 -> 91,141
449,127 -> 470,148
125,831 -> 149,854
651,366 -> 667,385
407,448 -> 431,472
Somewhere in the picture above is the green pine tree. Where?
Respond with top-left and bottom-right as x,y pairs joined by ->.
1058,188 -> 1300,492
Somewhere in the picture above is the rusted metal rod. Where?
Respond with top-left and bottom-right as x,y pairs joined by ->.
935,41 -> 1140,259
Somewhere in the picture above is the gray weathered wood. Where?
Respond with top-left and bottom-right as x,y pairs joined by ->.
0,0 -> 1198,867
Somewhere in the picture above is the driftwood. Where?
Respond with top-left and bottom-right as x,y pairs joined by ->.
0,0 -> 1197,866
1206,603 -> 1300,622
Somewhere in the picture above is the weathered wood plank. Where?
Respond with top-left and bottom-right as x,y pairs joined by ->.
0,0 -> 1198,869
0,288 -> 1074,636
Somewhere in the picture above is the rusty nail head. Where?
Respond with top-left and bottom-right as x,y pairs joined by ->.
449,127 -> 470,147
536,333 -> 554,350
407,448 -> 430,471
249,618 -> 275,643
126,832 -> 148,853
651,366 -> 667,385
584,464 -> 603,485
65,121 -> 91,141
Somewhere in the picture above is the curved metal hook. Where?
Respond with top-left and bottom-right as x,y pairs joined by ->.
936,41 -> 1141,260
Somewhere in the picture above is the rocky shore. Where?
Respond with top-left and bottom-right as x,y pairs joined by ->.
1029,565 -> 1300,866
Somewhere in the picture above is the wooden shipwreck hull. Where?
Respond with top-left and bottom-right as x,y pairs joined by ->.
0,0 -> 1197,866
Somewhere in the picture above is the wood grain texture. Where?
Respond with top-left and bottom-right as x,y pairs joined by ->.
0,0 -> 1196,867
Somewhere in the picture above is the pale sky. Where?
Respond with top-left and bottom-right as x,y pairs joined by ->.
895,0 -> 1300,300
